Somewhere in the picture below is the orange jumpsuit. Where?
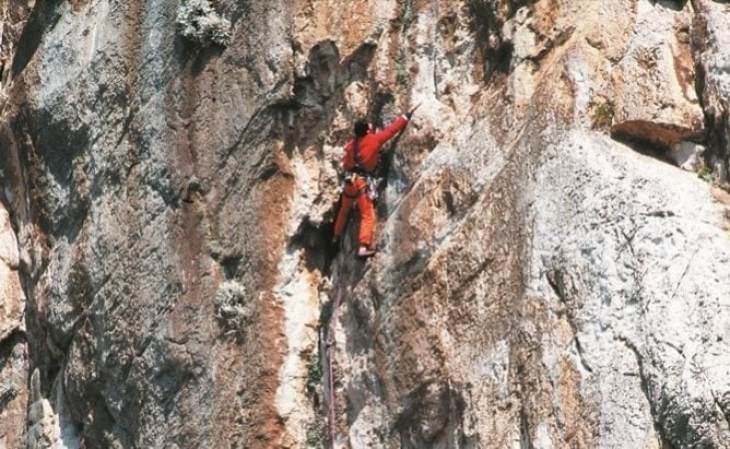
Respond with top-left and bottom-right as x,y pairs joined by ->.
334,115 -> 409,247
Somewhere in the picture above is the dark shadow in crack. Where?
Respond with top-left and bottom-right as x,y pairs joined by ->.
11,0 -> 64,78
611,129 -> 679,166
650,0 -> 689,11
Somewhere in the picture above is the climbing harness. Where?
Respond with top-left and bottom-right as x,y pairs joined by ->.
339,138 -> 379,202
342,172 -> 379,201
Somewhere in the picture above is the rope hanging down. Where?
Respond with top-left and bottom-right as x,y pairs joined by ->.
325,285 -> 345,448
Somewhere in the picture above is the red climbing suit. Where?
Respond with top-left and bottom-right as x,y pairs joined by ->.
333,115 -> 409,247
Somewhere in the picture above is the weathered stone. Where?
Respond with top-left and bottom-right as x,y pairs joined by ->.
0,333 -> 27,449
692,0 -> 730,184
0,1 -> 729,449
176,0 -> 231,47
214,280 -> 253,334
0,199 -> 27,449
25,370 -> 64,449
670,140 -> 705,172
0,205 -> 22,341
611,1 -> 704,148
528,131 -> 730,449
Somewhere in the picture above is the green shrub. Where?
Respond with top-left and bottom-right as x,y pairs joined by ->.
306,350 -> 322,395
305,422 -> 325,448
697,166 -> 714,182
591,100 -> 614,130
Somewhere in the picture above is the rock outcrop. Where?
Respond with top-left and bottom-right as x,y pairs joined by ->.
1,1 -> 729,449
610,0 -> 704,149
692,0 -> 730,185
0,200 -> 27,449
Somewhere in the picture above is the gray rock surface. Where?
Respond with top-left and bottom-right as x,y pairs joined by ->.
0,1 -> 729,448
692,0 -> 730,185
530,130 -> 730,449
671,140 -> 706,171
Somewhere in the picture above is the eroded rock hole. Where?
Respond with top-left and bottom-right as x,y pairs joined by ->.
281,40 -> 378,154
309,41 -> 340,99
343,43 -> 378,82
218,255 -> 242,279
650,0 -> 689,11
611,130 -> 677,164
290,217 -> 338,275
491,41 -> 514,76
393,382 -> 468,448
467,0 -> 519,82
611,120 -> 706,170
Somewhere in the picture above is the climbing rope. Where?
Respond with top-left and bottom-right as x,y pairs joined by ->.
431,0 -> 440,99
325,284 -> 345,449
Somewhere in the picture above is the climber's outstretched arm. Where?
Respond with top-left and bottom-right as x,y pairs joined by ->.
374,104 -> 420,146
374,115 -> 409,146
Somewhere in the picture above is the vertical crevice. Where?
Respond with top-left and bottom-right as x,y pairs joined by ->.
616,337 -> 680,449
466,0 -> 517,83
10,0 -> 63,78
690,2 -> 730,185
520,401 -> 534,449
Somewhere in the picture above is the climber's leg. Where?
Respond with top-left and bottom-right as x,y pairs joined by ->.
333,190 -> 354,240
357,192 -> 375,251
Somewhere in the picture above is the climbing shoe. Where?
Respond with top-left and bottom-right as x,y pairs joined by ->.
357,246 -> 376,258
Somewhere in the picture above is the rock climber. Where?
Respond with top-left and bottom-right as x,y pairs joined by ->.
332,105 -> 419,257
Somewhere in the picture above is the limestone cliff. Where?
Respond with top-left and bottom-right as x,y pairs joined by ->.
1,1 -> 730,448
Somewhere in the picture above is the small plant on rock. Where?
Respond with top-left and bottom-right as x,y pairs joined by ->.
305,421 -> 326,449
306,350 -> 322,396
590,98 -> 615,130
697,166 -> 714,183
177,0 -> 232,47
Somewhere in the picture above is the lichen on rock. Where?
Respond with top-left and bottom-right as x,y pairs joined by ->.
214,280 -> 253,335
176,0 -> 232,47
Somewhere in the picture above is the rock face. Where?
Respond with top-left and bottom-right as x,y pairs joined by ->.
0,202 -> 27,449
692,0 -> 730,184
0,1 -> 729,449
611,0 -> 704,148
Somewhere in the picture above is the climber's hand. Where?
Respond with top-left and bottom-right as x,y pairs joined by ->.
405,103 -> 421,120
